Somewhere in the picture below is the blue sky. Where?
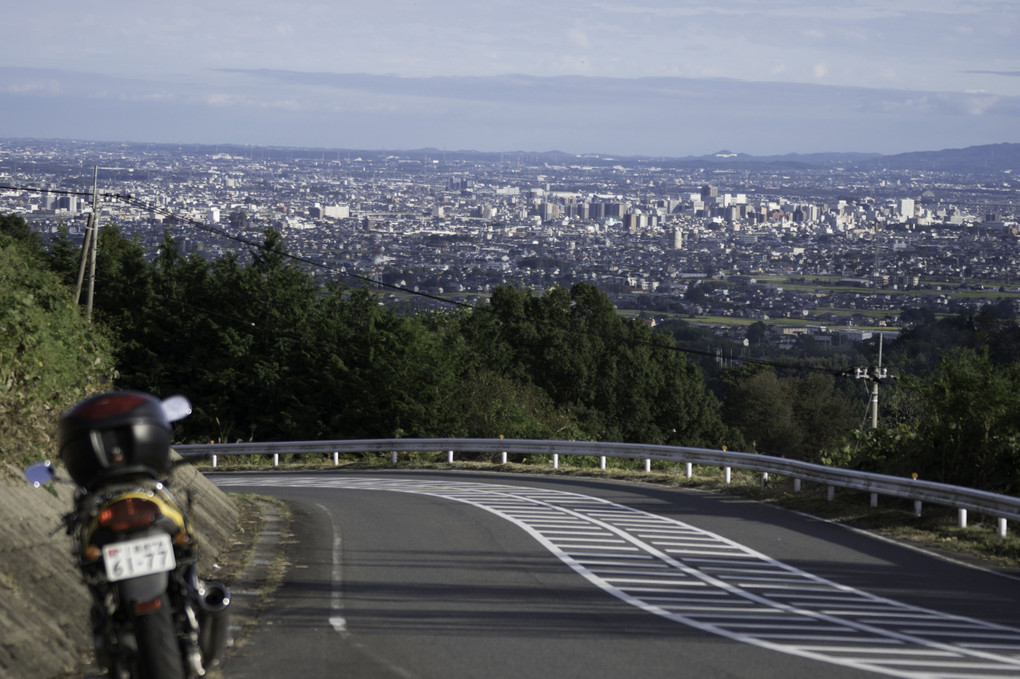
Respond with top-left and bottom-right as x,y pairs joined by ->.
1,1 -> 1017,156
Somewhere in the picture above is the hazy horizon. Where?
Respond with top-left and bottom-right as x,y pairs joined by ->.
3,132 -> 1014,161
2,1 -> 1018,157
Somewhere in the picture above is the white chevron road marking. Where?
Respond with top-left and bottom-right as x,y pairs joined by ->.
216,475 -> 1020,679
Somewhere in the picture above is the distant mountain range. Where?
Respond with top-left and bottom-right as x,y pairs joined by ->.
532,143 -> 1020,173
387,143 -> 1020,173
11,138 -> 1017,173
685,143 -> 1020,172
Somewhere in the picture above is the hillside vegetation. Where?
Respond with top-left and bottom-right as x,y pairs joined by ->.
5,214 -> 1020,495
0,216 -> 115,467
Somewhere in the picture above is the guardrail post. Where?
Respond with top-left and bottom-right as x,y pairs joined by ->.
958,508 -> 967,528
501,451 -> 508,464
600,456 -> 607,470
171,440 -> 1020,535
827,486 -> 835,502
645,459 -> 651,472
914,500 -> 922,517
448,450 -> 454,463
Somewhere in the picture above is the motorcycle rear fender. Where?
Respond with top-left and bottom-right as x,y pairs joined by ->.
85,486 -> 192,540
117,571 -> 169,608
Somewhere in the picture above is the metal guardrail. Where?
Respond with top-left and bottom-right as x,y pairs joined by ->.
174,438 -> 1020,538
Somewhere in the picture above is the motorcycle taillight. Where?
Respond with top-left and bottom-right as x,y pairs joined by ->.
97,497 -> 161,532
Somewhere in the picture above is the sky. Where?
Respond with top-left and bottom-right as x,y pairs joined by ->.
1,0 -> 1018,157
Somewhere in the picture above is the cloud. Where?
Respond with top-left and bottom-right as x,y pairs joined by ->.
1,65 -> 1018,156
568,28 -> 590,49
1,79 -> 62,95
205,93 -> 239,107
963,95 -> 1001,116
966,70 -> 1020,78
812,63 -> 829,79
203,92 -> 305,111
561,56 -> 591,72
119,92 -> 177,103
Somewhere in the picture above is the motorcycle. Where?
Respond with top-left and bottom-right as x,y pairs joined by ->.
24,391 -> 230,679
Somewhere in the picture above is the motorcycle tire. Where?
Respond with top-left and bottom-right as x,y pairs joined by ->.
132,595 -> 185,679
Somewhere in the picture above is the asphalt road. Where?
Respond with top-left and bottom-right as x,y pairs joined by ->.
210,470 -> 1020,679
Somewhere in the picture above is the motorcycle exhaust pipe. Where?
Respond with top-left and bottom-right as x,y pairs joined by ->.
197,581 -> 231,665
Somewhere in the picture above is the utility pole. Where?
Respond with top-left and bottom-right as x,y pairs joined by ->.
85,166 -> 100,323
72,210 -> 94,307
72,166 -> 126,322
851,333 -> 894,429
855,365 -> 889,429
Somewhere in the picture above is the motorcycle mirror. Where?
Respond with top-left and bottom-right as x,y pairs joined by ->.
162,395 -> 192,423
24,461 -> 56,488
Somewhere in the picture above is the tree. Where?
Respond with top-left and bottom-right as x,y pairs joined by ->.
684,281 -> 710,306
92,223 -> 153,330
900,307 -> 936,327
458,283 -> 729,446
46,221 -> 80,284
721,365 -> 801,455
791,372 -> 859,462
745,321 -> 769,346
0,213 -> 38,246
720,364 -> 857,461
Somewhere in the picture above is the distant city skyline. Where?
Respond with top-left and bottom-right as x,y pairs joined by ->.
1,1 -> 1018,156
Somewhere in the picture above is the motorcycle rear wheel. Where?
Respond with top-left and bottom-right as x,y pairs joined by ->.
132,595 -> 185,679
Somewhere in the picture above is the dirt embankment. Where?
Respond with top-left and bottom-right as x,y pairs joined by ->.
0,455 -> 239,679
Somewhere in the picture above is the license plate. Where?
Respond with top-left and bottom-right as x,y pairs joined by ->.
102,534 -> 176,582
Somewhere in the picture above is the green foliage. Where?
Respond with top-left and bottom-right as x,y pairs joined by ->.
887,308 -> 1020,374
852,348 -> 1020,493
84,233 -> 729,448
96,229 -> 471,442
0,214 -> 42,253
46,222 -> 80,285
0,236 -> 115,465
744,321 -> 770,346
457,283 -> 730,446
720,364 -> 858,461
721,365 -> 801,455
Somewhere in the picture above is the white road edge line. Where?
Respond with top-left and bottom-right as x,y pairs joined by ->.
315,502 -> 349,636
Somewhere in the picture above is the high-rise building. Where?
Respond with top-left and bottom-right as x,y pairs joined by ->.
898,198 -> 915,219
541,202 -> 561,222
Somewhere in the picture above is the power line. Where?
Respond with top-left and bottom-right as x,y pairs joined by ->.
3,180 -> 855,377
123,195 -> 859,375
